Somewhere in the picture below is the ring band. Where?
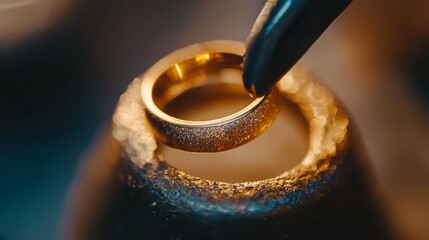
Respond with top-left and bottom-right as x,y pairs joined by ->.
140,40 -> 280,152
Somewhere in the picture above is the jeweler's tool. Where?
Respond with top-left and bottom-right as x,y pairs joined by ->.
243,0 -> 352,97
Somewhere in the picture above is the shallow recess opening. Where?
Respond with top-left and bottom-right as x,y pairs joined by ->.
159,76 -> 308,183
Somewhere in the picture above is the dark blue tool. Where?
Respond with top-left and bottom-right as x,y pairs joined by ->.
243,0 -> 352,96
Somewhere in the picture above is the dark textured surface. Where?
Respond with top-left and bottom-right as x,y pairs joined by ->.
76,62 -> 391,239
62,62 -> 391,239
84,134 -> 389,240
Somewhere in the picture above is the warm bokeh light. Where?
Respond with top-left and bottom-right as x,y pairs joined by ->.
1,0 -> 428,239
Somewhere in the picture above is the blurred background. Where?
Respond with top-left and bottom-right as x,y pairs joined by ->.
0,0 -> 428,239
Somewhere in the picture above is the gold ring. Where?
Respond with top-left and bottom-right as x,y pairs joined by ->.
140,40 -> 280,152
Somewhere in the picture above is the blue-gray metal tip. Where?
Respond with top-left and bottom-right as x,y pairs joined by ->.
243,0 -> 352,97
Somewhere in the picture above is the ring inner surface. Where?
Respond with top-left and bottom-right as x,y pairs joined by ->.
152,53 -> 255,115
162,82 -> 252,121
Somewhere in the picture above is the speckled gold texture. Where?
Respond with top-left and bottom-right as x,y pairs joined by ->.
140,41 -> 281,152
